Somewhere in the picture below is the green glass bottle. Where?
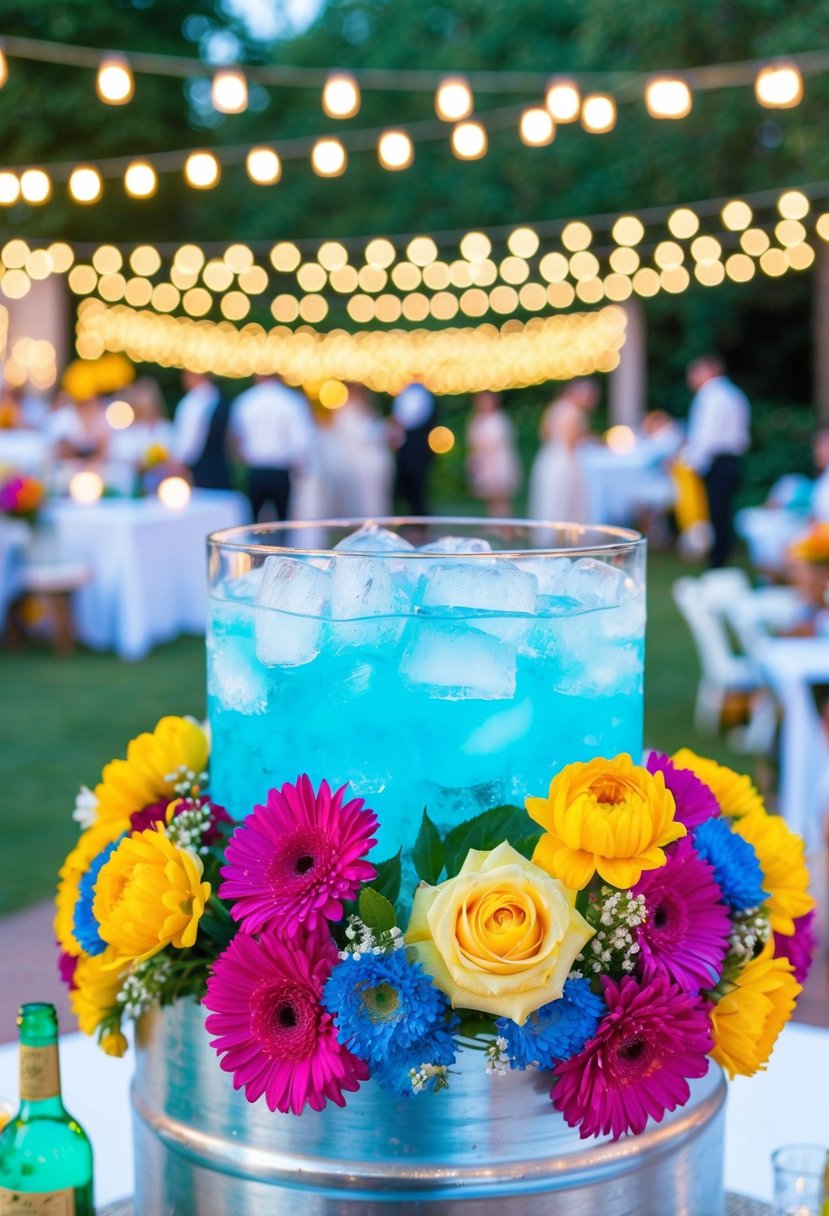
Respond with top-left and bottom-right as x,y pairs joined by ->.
0,1003 -> 94,1215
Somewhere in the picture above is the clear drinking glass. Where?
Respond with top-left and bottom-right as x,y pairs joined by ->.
206,518 -> 646,857
772,1144 -> 829,1216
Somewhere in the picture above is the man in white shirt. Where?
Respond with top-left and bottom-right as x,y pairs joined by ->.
229,374 -> 316,521
684,355 -> 751,568
172,372 -> 231,490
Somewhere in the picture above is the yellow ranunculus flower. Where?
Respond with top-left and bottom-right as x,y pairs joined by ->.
732,811 -> 815,936
93,826 -> 211,967
100,1030 -> 129,1058
70,947 -> 129,1038
526,754 -> 685,890
405,841 -> 593,1025
710,940 -> 801,1078
54,825 -> 123,957
671,749 -> 764,818
90,716 -> 209,835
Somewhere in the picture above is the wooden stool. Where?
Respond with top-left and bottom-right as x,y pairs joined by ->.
17,561 -> 91,655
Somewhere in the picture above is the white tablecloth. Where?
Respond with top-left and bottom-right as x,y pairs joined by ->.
46,491 -> 250,660
755,636 -> 829,850
0,1020 -> 824,1207
735,507 -> 809,574
580,447 -> 673,527
0,430 -> 50,474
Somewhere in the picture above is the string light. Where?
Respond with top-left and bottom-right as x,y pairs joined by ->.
508,227 -> 540,257
451,121 -> 487,160
428,425 -> 455,454
92,246 -> 122,274
20,168 -> 51,205
96,55 -> 134,105
318,241 -> 348,271
435,77 -> 474,122
184,151 -> 220,189
667,207 -> 699,238
124,160 -> 157,199
174,244 -> 205,274
0,172 -> 19,206
378,129 -> 414,171
581,94 -> 616,133
211,69 -> 248,115
778,189 -> 810,219
69,165 -> 103,204
246,146 -> 281,185
158,476 -> 191,509
740,227 -> 770,256
407,236 -> 438,266
817,214 -> 829,241
611,215 -> 645,246
311,138 -> 347,177
459,231 -> 491,261
105,399 -> 134,429
562,221 -> 592,252
645,77 -> 692,119
545,80 -> 580,122
654,241 -> 684,270
69,471 -> 104,504
357,265 -> 385,291
322,73 -> 360,119
270,242 -> 301,272
721,200 -> 752,231
0,46 -> 7,89
755,63 -> 803,109
519,107 -> 555,147
365,238 -> 396,268
130,245 -> 161,275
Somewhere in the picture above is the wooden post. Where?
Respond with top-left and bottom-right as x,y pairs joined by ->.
814,243 -> 829,423
608,297 -> 646,427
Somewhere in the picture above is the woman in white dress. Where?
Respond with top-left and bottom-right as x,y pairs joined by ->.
320,384 -> 394,518
528,379 -> 599,524
466,391 -> 521,517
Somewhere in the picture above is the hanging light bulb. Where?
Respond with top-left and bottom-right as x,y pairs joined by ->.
96,54 -> 134,105
435,77 -> 474,122
246,146 -> 281,185
451,120 -> 487,160
184,151 -> 220,189
581,94 -> 617,133
645,77 -> 692,119
20,168 -> 51,205
69,166 -> 103,205
322,73 -> 360,119
211,69 -> 248,115
311,138 -> 347,177
0,172 -> 19,206
755,62 -> 803,108
124,160 -> 157,199
545,79 -> 580,122
377,130 -> 414,170
519,107 -> 555,146
0,44 -> 8,89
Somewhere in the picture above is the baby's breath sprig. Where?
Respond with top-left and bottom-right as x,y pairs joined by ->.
580,886 -> 648,978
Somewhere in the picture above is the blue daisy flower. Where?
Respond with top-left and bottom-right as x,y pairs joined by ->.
693,817 -> 767,911
496,976 -> 605,1070
72,836 -> 124,956
323,947 -> 450,1065
372,1020 -> 459,1098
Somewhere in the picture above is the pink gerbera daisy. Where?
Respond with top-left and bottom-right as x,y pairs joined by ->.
220,776 -> 378,935
647,752 -> 719,829
774,908 -> 818,985
633,837 -> 731,993
551,974 -> 713,1139
203,926 -> 369,1115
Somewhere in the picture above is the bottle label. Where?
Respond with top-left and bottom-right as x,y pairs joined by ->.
18,1045 -> 60,1101
0,1188 -> 75,1214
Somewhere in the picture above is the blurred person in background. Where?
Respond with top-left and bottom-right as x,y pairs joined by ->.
683,354 -> 751,568
171,370 -> 232,490
110,376 -> 173,469
466,390 -> 521,517
810,428 -> 829,522
229,372 -> 316,521
47,391 -> 110,462
321,383 -> 393,518
390,378 -> 436,516
528,378 -> 599,524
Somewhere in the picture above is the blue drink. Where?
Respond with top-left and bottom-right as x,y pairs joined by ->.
207,520 -> 645,859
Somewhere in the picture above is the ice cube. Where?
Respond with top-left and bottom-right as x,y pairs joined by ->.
420,560 -> 538,644
254,556 -> 331,667
223,566 -> 264,602
208,634 -> 268,714
400,621 -> 516,700
334,522 -> 415,553
329,555 -> 409,648
565,558 -> 627,608
418,536 -> 493,554
515,555 -> 571,596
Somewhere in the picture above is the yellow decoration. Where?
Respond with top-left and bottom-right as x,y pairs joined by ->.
710,939 -> 801,1078
732,811 -> 815,936
527,754 -> 685,889
789,523 -> 829,565
93,826 -> 211,966
405,842 -> 593,1025
671,750 -> 765,818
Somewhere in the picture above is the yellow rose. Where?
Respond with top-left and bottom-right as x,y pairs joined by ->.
405,841 -> 593,1025
527,754 -> 685,889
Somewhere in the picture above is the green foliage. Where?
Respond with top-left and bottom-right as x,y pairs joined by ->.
358,886 -> 397,935
442,805 -> 542,879
412,809 -> 444,885
370,849 -> 402,904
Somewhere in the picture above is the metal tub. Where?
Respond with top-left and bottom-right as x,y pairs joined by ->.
132,999 -> 725,1215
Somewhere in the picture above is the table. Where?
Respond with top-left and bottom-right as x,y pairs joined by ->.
580,446 -> 674,527
755,636 -> 829,850
0,1021 -> 823,1209
0,430 -> 50,474
45,491 -> 250,661
735,506 -> 809,574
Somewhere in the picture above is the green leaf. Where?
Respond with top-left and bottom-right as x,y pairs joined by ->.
412,808 -> 444,885
359,887 -> 397,935
371,850 -> 402,904
442,805 -> 542,878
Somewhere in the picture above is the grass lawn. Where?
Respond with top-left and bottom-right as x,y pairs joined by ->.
0,549 -> 748,916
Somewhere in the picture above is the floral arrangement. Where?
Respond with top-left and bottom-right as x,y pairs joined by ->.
0,471 -> 46,522
789,522 -> 829,565
55,717 -> 816,1140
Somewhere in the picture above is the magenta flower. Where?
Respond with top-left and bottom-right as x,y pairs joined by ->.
633,837 -> 731,993
57,950 -> 78,990
203,926 -> 369,1115
551,975 -> 713,1139
774,908 -> 817,985
220,777 -> 378,935
647,752 -> 719,829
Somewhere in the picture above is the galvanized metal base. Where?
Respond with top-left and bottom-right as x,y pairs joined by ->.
132,999 -> 727,1216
